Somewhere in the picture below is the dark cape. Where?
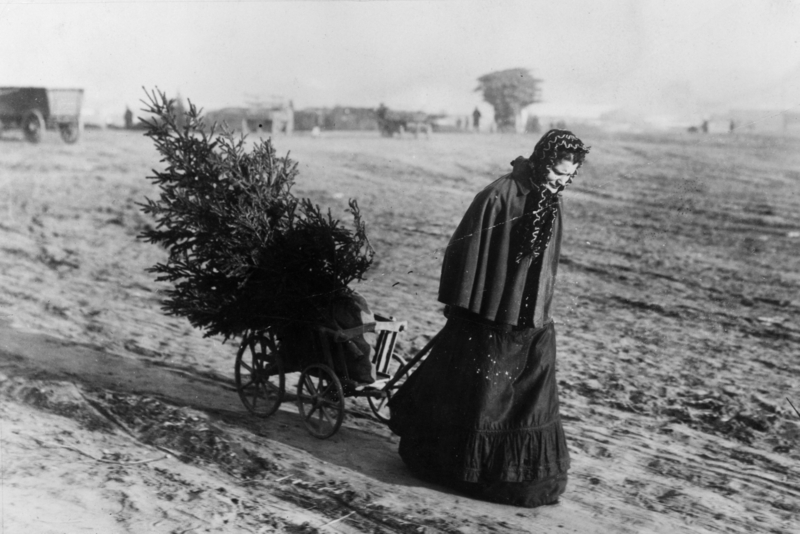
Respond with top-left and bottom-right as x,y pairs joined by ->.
438,157 -> 561,327
389,157 -> 570,507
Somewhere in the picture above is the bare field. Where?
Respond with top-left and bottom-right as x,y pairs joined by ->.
1,127 -> 799,533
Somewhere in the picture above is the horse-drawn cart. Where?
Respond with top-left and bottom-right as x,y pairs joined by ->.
376,106 -> 433,139
234,313 -> 438,439
0,87 -> 84,143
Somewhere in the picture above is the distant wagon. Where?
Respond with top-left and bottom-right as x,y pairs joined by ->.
376,106 -> 433,139
0,87 -> 84,144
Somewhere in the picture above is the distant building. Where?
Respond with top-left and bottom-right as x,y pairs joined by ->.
429,114 -> 469,133
293,108 -> 325,131
291,106 -> 378,131
323,107 -> 379,131
205,102 -> 294,135
717,110 -> 800,134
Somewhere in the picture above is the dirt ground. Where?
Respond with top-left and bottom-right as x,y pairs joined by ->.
1,125 -> 799,533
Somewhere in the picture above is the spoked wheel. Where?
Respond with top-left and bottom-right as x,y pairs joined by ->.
59,122 -> 80,144
22,109 -> 45,143
368,354 -> 409,423
297,364 -> 345,439
235,333 -> 285,418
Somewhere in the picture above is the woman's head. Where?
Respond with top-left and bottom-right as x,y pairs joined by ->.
529,129 -> 590,192
530,129 -> 590,168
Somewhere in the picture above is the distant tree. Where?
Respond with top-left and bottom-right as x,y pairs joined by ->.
475,68 -> 542,132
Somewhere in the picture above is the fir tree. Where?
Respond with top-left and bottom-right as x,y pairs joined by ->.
138,89 -> 374,343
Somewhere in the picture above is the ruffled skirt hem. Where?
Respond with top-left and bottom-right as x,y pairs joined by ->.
398,417 -> 570,484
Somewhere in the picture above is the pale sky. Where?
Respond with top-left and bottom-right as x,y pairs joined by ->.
1,0 -> 799,123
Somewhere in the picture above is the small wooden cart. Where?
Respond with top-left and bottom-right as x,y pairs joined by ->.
234,314 -> 437,439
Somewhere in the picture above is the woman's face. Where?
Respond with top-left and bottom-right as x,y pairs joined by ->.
544,157 -> 579,193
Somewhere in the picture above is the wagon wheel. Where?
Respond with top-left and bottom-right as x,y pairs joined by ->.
22,110 -> 45,143
235,333 -> 285,418
367,354 -> 409,423
296,364 -> 345,439
59,122 -> 80,144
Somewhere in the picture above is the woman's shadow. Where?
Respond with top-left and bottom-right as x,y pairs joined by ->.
219,398 -> 475,496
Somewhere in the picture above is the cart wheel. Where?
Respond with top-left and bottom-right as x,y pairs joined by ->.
368,354 -> 409,423
59,122 -> 80,144
297,364 -> 345,439
235,334 -> 284,418
22,110 -> 45,143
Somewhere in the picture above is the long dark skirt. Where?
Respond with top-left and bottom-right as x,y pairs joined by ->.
388,316 -> 570,507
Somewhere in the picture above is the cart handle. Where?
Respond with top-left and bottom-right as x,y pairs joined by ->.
385,329 -> 441,389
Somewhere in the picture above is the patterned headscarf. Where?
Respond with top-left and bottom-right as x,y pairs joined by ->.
529,129 -> 590,172
515,129 -> 590,263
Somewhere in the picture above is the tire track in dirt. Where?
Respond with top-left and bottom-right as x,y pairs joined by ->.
565,413 -> 800,533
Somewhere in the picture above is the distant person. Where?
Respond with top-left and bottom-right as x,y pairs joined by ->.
376,103 -> 388,121
389,129 -> 591,508
312,112 -> 322,138
173,95 -> 186,130
376,103 -> 390,136
124,107 -> 133,129
472,107 -> 482,131
729,120 -> 736,133
285,100 -> 295,136
701,120 -> 709,133
526,115 -> 541,134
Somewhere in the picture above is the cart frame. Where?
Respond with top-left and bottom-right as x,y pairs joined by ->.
234,313 -> 438,439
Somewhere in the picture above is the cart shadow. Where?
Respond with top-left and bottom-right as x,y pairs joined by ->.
219,402 -> 467,495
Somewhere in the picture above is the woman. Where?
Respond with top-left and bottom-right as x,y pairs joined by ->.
388,129 -> 590,507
